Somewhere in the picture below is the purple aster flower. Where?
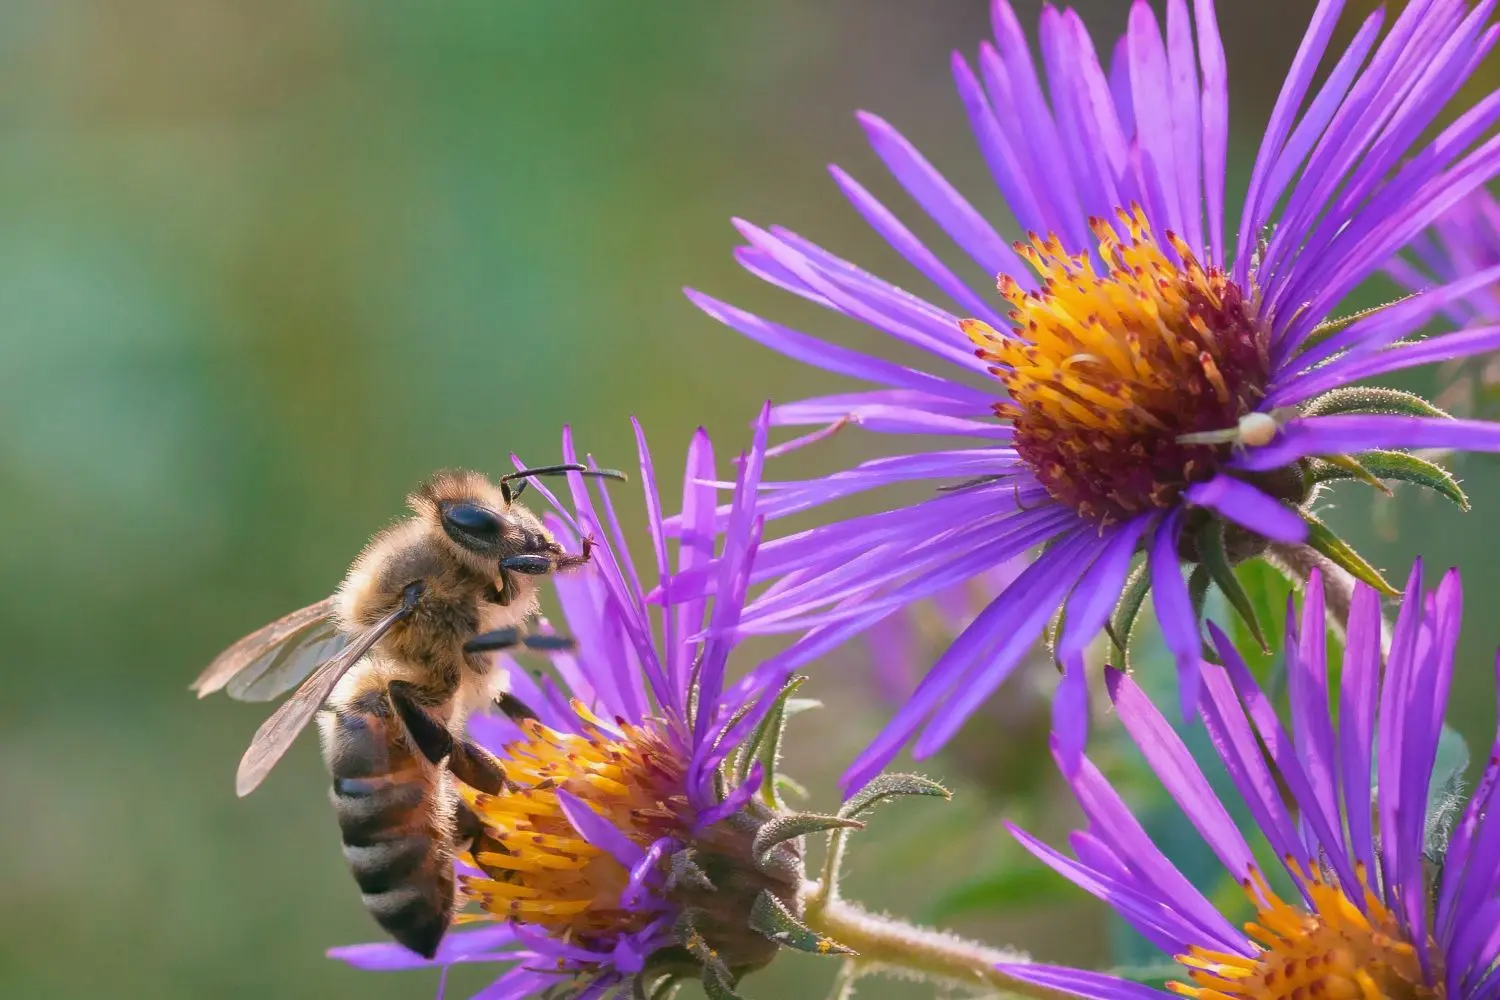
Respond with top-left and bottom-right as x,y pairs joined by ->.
995,563 -> 1500,998
685,0 -> 1500,789
1389,189 -> 1500,414
328,413 -> 824,999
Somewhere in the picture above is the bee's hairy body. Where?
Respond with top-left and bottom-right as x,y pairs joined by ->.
319,512 -> 529,957
195,467 -> 607,958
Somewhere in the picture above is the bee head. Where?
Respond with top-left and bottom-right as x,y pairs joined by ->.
408,470 -> 549,572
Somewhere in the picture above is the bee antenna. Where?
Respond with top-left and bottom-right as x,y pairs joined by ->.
499,464 -> 630,503
499,464 -> 629,485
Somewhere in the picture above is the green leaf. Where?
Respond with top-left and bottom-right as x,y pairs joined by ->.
928,865 -> 1069,920
1354,450 -> 1468,510
675,910 -> 743,999
1305,454 -> 1392,495
734,676 -> 808,808
699,965 -> 743,1000
838,772 -> 951,821
752,813 -> 864,866
749,891 -> 855,957
1298,512 -> 1399,596
1302,386 -> 1451,420
1106,561 -> 1151,665
773,774 -> 809,802
1199,520 -> 1267,651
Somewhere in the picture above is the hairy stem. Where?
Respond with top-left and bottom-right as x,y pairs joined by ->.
799,882 -> 1067,999
1265,543 -> 1391,653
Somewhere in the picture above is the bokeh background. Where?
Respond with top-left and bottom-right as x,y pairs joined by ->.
5,2 -> 1498,997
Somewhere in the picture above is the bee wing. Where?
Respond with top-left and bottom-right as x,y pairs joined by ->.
234,588 -> 422,798
227,619 -> 349,703
191,599 -> 340,700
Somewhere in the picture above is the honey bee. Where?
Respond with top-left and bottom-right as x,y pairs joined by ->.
192,465 -> 621,957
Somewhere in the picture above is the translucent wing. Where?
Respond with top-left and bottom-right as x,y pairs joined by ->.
192,599 -> 340,701
228,618 -> 348,703
234,585 -> 424,798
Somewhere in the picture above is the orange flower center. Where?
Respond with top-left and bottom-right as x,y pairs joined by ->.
962,207 -> 1270,523
457,703 -> 689,945
1172,863 -> 1439,1000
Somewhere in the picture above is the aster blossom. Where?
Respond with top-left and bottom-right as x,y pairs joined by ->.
328,415 -> 829,999
685,0 -> 1500,790
996,563 -> 1500,999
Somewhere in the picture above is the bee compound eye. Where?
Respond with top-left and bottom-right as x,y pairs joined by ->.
442,502 -> 502,541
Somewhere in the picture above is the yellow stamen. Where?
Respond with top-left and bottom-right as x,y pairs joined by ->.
1170,863 -> 1438,1000
967,205 -> 1270,522
457,708 -> 691,942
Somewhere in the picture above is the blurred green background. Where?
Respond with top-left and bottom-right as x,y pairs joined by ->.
4,2 -> 1497,997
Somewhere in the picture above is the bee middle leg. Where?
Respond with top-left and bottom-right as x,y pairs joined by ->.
387,680 -> 511,797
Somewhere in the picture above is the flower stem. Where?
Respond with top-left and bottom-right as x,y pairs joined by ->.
798,882 -> 1067,998
1265,542 -> 1393,655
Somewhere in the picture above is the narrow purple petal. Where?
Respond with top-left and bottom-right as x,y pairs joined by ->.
1066,752 -> 1246,952
557,788 -> 646,871
1058,514 -> 1153,665
841,526 -> 1097,790
1196,648 -> 1310,904
1233,416 -> 1500,472
1339,582 -> 1383,883
674,428 -> 717,696
1052,653 -> 1090,777
1184,475 -> 1307,544
1236,0 -> 1345,281
620,836 -> 674,910
857,111 -> 1023,276
1006,823 -> 1202,954
1106,669 -> 1255,876
328,926 -> 519,971
685,287 -> 979,399
1287,573 -> 1342,860
1148,509 -> 1202,719
828,164 -> 1009,325
994,964 -> 1176,1000
912,529 -> 1104,757
1194,0 -> 1227,263
1216,621 -> 1361,895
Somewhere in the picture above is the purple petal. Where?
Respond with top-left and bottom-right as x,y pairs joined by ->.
993,964 -> 1176,1000
556,788 -> 646,871
1235,0 -> 1345,282
327,926 -> 519,971
1287,575 -> 1343,862
1339,582 -> 1383,883
1106,669 -> 1255,876
1233,416 -> 1500,472
1194,0 -> 1227,263
856,111 -> 1023,277
685,286 -> 979,400
1066,750 -> 1245,954
828,164 -> 1007,326
1057,514 -> 1153,665
1006,822 -> 1200,954
1052,653 -> 1090,777
1184,475 -> 1307,543
1148,509 -> 1202,719
840,526 -> 1096,791
911,529 -> 1105,758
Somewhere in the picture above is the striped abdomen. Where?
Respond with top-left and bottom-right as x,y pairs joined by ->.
319,690 -> 456,958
